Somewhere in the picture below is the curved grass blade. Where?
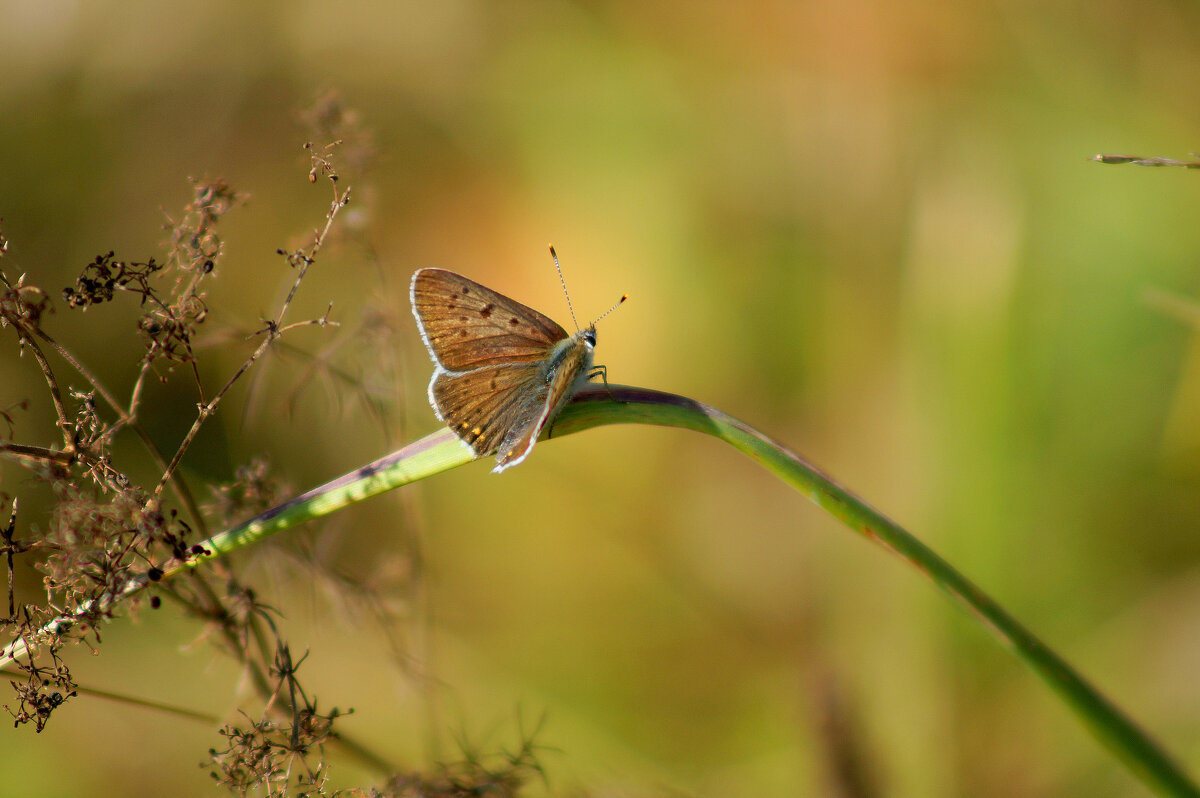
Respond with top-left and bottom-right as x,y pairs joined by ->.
552,386 -> 1200,798
3,385 -> 1196,797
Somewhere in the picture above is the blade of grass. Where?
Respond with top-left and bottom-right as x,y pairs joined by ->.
0,428 -> 472,668
554,386 -> 1200,798
5,385 -> 1195,797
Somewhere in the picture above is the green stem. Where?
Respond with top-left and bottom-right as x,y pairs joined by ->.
5,386 -> 1195,796
554,387 -> 1200,798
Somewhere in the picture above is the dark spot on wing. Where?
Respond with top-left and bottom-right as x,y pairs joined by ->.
458,316 -> 468,322
447,302 -> 456,310
480,303 -> 494,319
509,317 -> 520,326
461,286 -> 470,295
459,329 -> 468,337
489,378 -> 497,389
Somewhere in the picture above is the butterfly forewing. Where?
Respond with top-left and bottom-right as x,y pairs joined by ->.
411,269 -> 568,370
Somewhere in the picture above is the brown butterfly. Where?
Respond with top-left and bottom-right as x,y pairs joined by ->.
410,248 -> 624,473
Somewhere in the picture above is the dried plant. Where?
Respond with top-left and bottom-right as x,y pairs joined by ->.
0,97 -> 547,796
0,156 -> 346,733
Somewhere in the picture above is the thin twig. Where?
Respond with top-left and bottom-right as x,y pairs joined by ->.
0,273 -> 71,447
27,324 -> 204,528
0,442 -> 74,467
1091,153 -> 1200,168
3,500 -> 18,620
153,185 -> 350,498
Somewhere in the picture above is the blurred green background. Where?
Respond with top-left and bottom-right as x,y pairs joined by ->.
3,1 -> 1200,796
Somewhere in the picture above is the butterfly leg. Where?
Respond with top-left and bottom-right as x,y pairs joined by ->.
587,363 -> 619,402
547,363 -> 611,441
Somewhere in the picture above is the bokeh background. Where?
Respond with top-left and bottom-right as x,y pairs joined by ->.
3,1 -> 1200,796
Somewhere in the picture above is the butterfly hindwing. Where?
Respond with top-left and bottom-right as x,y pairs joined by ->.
430,363 -> 550,458
411,268 -> 569,371
492,338 -> 592,471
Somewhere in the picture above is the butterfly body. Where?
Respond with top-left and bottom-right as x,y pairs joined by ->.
410,267 -> 605,473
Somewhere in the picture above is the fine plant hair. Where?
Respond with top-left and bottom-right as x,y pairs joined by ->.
0,98 -> 547,797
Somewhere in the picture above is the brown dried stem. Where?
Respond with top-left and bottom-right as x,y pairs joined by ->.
153,181 -> 349,499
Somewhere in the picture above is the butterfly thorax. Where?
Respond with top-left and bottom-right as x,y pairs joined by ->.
541,326 -> 596,387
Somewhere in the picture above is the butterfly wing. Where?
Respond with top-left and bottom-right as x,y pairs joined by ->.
410,268 -> 569,370
429,336 -> 594,472
492,337 -> 593,472
430,363 -> 549,458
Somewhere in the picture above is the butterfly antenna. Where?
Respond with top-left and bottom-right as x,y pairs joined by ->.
549,244 -> 581,331
591,293 -> 628,326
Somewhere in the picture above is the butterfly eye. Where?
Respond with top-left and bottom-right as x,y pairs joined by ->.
583,329 -> 596,346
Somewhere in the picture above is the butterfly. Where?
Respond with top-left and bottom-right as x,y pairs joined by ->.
410,248 -> 624,473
